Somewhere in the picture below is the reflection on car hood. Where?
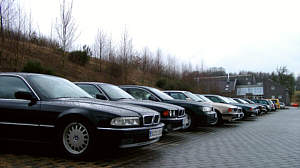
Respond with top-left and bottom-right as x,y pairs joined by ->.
230,103 -> 258,108
118,99 -> 184,111
208,102 -> 238,108
163,99 -> 212,107
48,98 -> 159,117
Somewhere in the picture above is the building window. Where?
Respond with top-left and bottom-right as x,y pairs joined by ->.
271,86 -> 275,90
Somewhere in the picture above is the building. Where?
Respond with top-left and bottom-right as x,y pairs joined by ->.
198,74 -> 290,104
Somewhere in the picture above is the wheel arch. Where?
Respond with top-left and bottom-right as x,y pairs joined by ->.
55,108 -> 97,130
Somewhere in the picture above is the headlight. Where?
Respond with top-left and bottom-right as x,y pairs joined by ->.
110,117 -> 140,126
201,106 -> 212,112
162,110 -> 177,117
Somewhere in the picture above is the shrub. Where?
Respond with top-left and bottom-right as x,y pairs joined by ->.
68,45 -> 91,66
156,78 -> 167,88
22,60 -> 54,75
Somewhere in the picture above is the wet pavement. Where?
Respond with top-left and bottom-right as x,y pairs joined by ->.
1,108 -> 300,168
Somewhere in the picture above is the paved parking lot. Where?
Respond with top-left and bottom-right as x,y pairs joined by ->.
1,108 -> 300,168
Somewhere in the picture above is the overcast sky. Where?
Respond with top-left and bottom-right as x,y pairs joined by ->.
20,0 -> 300,76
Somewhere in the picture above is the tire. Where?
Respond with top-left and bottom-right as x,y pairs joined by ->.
216,111 -> 224,126
184,113 -> 195,130
58,119 -> 96,159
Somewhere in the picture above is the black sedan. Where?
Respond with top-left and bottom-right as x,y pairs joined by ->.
0,73 -> 164,158
75,82 -> 186,132
119,85 -> 218,129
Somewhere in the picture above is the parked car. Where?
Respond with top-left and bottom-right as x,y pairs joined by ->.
0,73 -> 164,158
163,91 -> 244,125
75,82 -> 186,132
204,95 -> 259,117
252,99 -> 275,111
120,85 -> 218,129
270,99 -> 280,109
242,98 -> 269,113
233,98 -> 266,115
279,102 -> 286,109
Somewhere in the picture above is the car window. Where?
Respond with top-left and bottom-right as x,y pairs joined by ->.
98,84 -> 134,100
197,94 -> 213,103
0,76 -> 31,99
27,75 -> 92,99
233,98 -> 242,103
125,88 -> 158,101
77,84 -> 102,98
168,92 -> 187,100
206,96 -> 225,103
184,92 -> 202,101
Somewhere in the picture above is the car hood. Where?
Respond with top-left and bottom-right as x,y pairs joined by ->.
163,99 -> 212,107
230,103 -> 258,108
118,99 -> 184,111
48,98 -> 159,117
207,102 -> 238,108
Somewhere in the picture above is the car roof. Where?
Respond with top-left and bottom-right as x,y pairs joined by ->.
163,90 -> 186,93
119,85 -> 153,89
0,72 -> 53,78
75,82 -> 107,85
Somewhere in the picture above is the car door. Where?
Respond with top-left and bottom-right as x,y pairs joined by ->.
0,75 -> 41,140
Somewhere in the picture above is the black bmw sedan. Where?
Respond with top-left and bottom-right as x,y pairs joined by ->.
119,85 -> 218,129
75,82 -> 186,132
0,73 -> 164,158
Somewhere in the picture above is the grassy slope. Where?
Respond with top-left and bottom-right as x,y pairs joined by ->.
0,40 -> 157,86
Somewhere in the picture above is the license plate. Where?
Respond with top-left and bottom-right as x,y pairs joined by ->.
149,128 -> 162,139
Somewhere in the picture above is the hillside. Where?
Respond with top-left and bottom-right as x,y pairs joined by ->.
0,38 -> 196,91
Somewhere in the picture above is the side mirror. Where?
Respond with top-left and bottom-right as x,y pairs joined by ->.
15,91 -> 37,102
96,94 -> 107,100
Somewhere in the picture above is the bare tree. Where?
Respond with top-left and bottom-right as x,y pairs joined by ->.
56,0 -> 78,67
119,27 -> 133,82
94,28 -> 106,72
154,48 -> 163,75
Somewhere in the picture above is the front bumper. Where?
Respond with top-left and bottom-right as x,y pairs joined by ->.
161,116 -> 184,132
96,123 -> 164,148
198,111 -> 218,125
244,109 -> 259,117
222,112 -> 244,121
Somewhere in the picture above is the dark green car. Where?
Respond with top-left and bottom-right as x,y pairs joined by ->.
120,85 -> 218,129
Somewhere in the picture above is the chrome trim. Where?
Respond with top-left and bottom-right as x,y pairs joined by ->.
143,115 -> 153,126
0,74 -> 41,101
0,122 -> 39,127
40,124 -> 55,128
119,138 -> 160,148
161,117 -> 185,121
97,123 -> 164,131
0,122 -> 55,128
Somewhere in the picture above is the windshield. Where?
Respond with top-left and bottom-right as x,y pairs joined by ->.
185,92 -> 202,101
223,97 -> 237,103
238,99 -> 249,104
148,87 -> 174,100
196,94 -> 213,103
99,84 -> 134,100
27,75 -> 92,100
244,99 -> 255,104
